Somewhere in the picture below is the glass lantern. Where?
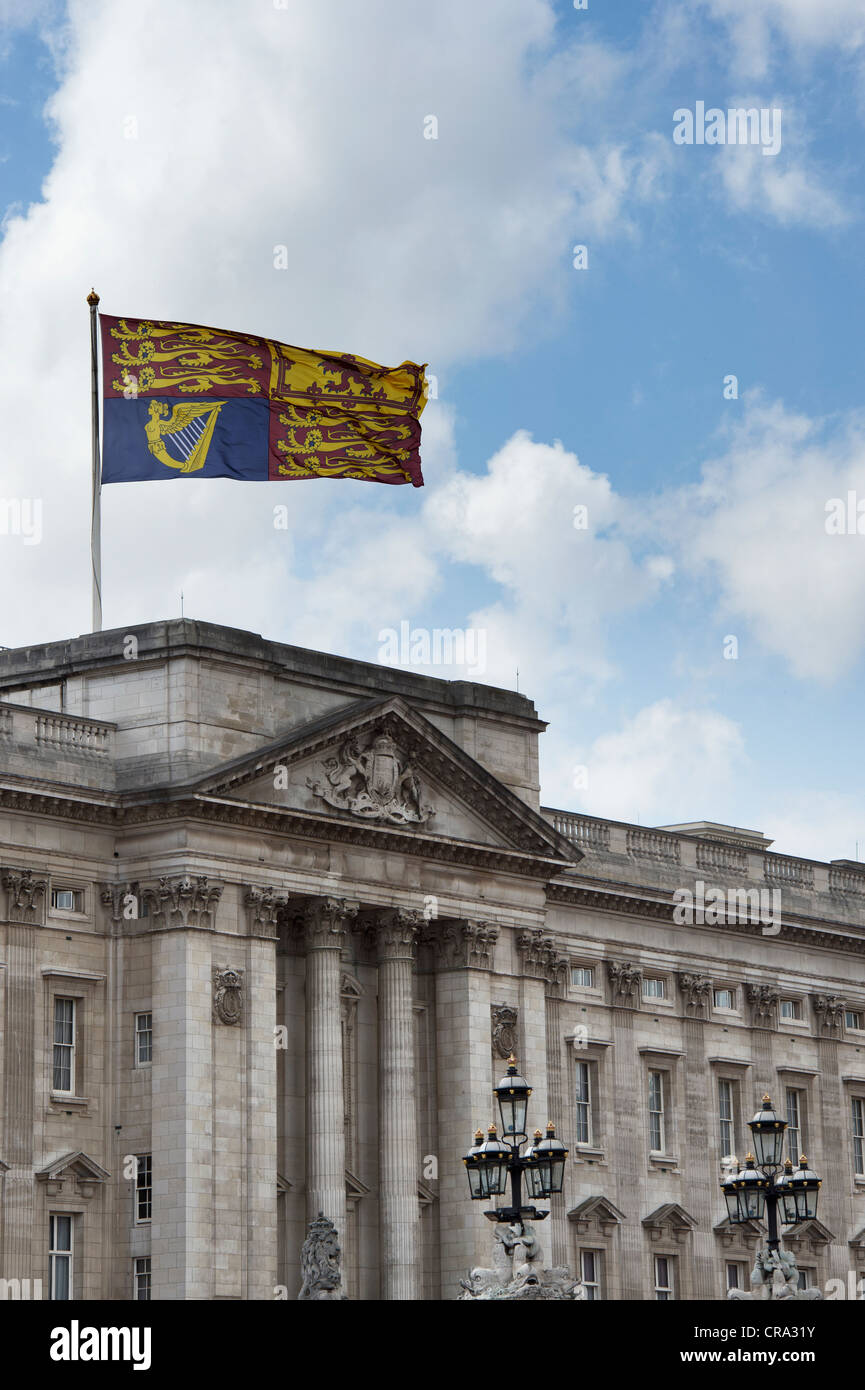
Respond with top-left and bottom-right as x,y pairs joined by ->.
494,1056 -> 531,1141
748,1094 -> 787,1169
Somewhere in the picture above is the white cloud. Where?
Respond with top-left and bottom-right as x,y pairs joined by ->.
713,97 -> 849,228
544,697 -> 747,826
649,394 -> 865,681
693,0 -> 865,78
423,430 -> 671,687
718,141 -> 848,227
759,789 -> 865,863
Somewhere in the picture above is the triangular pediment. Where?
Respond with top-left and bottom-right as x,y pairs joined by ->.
568,1195 -> 626,1226
713,1216 -> 762,1237
643,1203 -> 697,1231
783,1218 -> 835,1246
36,1151 -> 110,1184
181,696 -> 579,866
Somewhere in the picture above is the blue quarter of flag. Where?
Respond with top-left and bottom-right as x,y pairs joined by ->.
102,397 -> 269,483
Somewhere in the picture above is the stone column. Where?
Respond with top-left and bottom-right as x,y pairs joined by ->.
377,908 -> 422,1300
0,870 -> 45,1286
304,898 -> 357,1249
1,924 -> 38,1283
430,918 -> 500,1296
516,929 -> 568,1265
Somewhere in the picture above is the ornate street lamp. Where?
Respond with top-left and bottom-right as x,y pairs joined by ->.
718,1094 -> 822,1257
462,1057 -> 568,1233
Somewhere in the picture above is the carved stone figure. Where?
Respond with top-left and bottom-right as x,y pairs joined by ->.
298,1212 -> 347,1300
307,729 -> 434,826
459,1223 -> 585,1300
727,1246 -> 823,1300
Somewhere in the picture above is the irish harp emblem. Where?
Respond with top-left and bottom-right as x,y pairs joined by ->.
144,399 -> 225,474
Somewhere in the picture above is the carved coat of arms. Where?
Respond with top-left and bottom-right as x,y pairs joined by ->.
213,968 -> 243,1025
307,731 -> 434,826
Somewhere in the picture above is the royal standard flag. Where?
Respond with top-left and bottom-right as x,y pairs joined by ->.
99,315 -> 428,487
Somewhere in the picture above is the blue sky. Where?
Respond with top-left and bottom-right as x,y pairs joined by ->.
1,0 -> 864,859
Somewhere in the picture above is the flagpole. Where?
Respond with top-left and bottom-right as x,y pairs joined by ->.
87,288 -> 102,632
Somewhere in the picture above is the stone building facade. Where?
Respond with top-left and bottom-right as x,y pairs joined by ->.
0,619 -> 863,1300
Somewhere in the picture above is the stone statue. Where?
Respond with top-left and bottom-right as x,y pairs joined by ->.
459,1223 -> 585,1300
728,1246 -> 823,1301
298,1212 -> 348,1300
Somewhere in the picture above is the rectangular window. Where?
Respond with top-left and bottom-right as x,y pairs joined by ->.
714,988 -> 735,1009
571,966 -> 594,988
49,1215 -> 72,1300
51,887 -> 84,912
798,1268 -> 814,1291
580,1249 -> 601,1299
648,1071 -> 665,1152
643,978 -> 666,999
726,1262 -> 744,1291
136,1155 -> 152,1224
135,1012 -> 153,1065
133,1257 -> 151,1301
654,1255 -> 674,1300
853,1097 -> 865,1177
846,1011 -> 864,1031
575,1060 -> 592,1145
786,1088 -> 803,1161
780,998 -> 802,1021
52,998 -> 75,1093
718,1078 -> 737,1158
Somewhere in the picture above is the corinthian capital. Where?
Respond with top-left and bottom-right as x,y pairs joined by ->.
517,928 -> 568,991
303,896 -> 359,950
376,908 -> 422,961
423,918 -> 499,971
2,867 -> 48,923
244,885 -> 288,938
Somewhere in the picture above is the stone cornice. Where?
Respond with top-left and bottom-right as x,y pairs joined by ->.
0,783 -> 566,882
546,880 -> 865,956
